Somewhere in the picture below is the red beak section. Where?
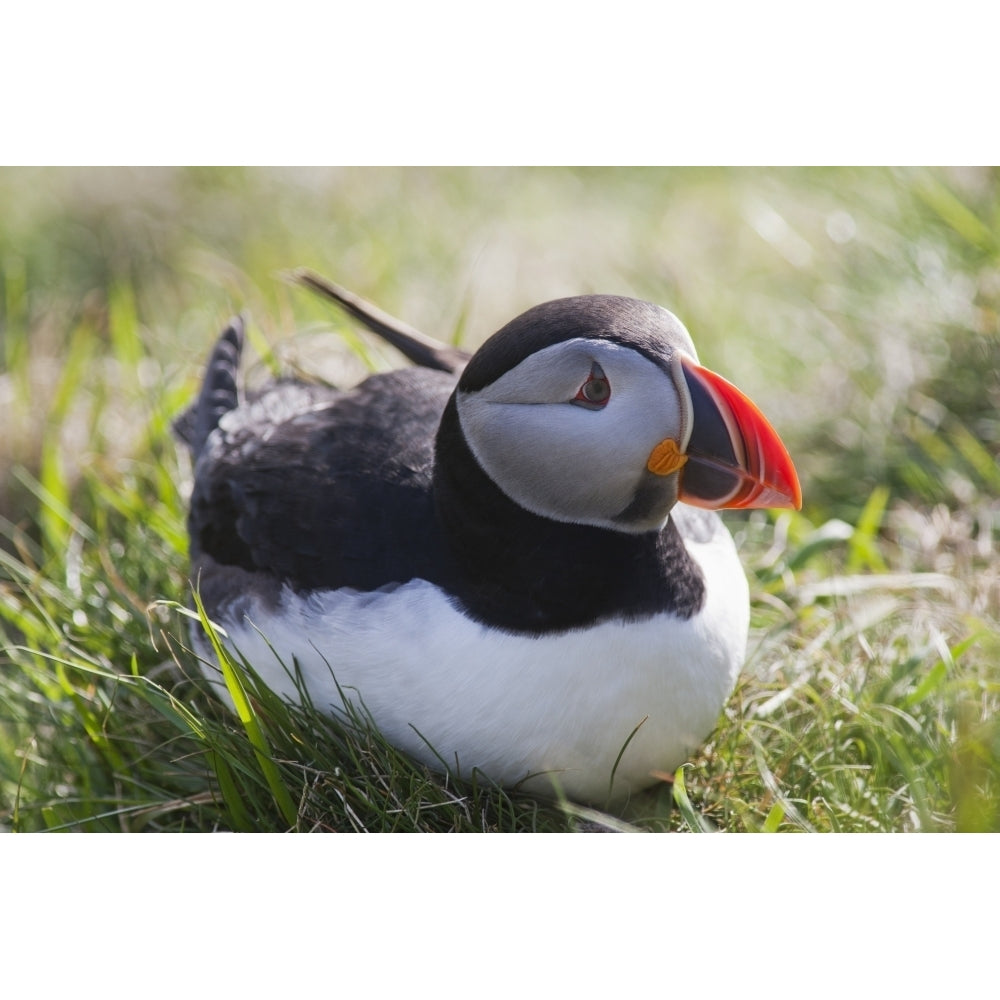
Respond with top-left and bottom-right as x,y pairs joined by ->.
678,357 -> 802,511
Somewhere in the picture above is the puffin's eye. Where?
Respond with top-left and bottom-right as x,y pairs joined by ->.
572,364 -> 611,410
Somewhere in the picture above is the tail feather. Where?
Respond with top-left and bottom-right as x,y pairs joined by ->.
174,316 -> 245,459
290,268 -> 470,374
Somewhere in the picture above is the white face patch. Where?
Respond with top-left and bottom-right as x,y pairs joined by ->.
456,339 -> 690,531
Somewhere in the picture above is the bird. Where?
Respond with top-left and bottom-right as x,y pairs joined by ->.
175,270 -> 801,805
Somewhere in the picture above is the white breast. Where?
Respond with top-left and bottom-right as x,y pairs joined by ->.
197,509 -> 749,804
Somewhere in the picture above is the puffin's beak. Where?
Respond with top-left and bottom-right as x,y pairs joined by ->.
674,357 -> 802,511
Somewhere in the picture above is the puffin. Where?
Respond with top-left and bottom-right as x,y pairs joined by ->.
176,271 -> 801,805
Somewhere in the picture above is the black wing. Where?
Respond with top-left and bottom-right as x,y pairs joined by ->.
188,366 -> 458,592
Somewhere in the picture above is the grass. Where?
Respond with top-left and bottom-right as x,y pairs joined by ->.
1,166 -> 998,832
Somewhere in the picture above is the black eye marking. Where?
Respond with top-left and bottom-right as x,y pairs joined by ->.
572,363 -> 611,410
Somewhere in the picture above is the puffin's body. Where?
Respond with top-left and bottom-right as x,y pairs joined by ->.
179,287 -> 799,804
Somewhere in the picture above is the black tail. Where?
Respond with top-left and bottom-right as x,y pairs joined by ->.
173,316 -> 245,460
289,268 -> 470,374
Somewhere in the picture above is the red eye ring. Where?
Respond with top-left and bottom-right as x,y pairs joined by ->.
572,363 -> 611,409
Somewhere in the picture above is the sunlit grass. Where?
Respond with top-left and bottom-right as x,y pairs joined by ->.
1,166 -> 998,832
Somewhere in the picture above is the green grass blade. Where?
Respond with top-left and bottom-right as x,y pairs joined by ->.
847,485 -> 890,573
190,591 -> 299,828
672,766 -> 715,833
761,803 -> 785,833
914,171 -> 995,251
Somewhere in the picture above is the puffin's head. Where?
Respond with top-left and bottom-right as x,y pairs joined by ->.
455,295 -> 801,533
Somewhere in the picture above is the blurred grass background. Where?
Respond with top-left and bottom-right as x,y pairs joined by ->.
1,165 -> 998,832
